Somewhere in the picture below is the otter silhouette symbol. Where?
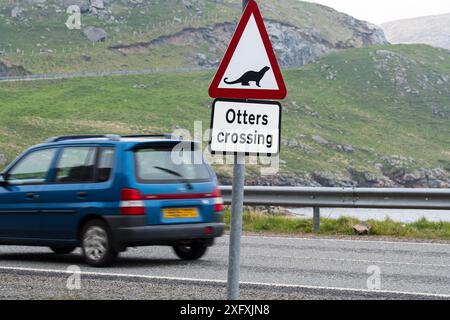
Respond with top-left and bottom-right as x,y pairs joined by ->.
224,66 -> 270,87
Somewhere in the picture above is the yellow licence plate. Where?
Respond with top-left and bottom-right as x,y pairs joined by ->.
163,208 -> 199,219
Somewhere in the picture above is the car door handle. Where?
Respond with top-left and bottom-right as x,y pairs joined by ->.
77,192 -> 88,198
26,193 -> 39,200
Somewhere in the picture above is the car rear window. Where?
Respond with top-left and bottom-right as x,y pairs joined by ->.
134,145 -> 212,183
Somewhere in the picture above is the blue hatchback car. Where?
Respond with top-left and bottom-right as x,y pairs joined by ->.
0,135 -> 224,267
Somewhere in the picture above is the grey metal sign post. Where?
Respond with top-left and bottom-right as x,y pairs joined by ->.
227,153 -> 245,300
226,0 -> 250,301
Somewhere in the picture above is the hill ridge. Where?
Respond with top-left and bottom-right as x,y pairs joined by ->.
382,13 -> 450,50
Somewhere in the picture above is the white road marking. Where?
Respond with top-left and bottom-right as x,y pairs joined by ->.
0,265 -> 449,299
242,235 -> 450,247
240,254 -> 450,268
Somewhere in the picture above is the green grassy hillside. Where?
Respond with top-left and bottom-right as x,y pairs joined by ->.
0,44 -> 449,185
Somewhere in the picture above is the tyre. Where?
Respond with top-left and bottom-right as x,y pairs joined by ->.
81,220 -> 118,267
50,246 -> 76,255
173,242 -> 208,261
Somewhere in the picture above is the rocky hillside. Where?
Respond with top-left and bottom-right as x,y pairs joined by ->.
382,13 -> 450,50
0,0 -> 388,75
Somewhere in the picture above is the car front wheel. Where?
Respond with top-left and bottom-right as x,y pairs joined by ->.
81,220 -> 118,267
173,242 -> 208,261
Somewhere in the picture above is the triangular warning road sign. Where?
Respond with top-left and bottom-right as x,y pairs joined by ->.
209,0 -> 287,100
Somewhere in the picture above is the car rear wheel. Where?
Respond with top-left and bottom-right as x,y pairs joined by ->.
81,220 -> 118,267
50,247 -> 76,255
173,242 -> 208,261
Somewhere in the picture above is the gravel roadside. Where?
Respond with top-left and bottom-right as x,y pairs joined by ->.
0,269 -> 445,300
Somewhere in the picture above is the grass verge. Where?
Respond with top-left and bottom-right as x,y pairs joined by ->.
224,210 -> 450,240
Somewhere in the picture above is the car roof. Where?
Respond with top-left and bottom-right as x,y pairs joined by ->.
35,135 -> 190,148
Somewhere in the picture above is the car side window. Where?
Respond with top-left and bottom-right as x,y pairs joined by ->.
56,147 -> 97,183
7,148 -> 57,185
97,148 -> 115,183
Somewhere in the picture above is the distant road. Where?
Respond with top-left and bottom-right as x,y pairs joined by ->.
0,235 -> 449,299
0,66 -> 301,82
0,67 -> 213,83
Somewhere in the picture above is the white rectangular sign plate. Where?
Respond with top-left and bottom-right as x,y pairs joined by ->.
209,99 -> 282,155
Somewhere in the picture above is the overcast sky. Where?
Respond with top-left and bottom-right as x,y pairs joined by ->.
305,0 -> 450,24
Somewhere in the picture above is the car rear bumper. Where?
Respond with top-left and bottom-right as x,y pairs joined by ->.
104,216 -> 225,248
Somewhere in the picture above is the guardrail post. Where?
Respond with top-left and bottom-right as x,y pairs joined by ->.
313,207 -> 320,233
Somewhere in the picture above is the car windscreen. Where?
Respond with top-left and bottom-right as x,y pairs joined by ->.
134,145 -> 212,183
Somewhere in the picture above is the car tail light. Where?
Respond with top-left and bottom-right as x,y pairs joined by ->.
120,188 -> 145,215
212,187 -> 223,212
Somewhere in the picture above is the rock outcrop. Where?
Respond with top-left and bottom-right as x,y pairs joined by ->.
219,163 -> 450,188
111,18 -> 388,68
11,6 -> 24,18
82,26 -> 107,42
0,60 -> 31,77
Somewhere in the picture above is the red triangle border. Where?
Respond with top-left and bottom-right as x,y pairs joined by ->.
208,0 -> 287,100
